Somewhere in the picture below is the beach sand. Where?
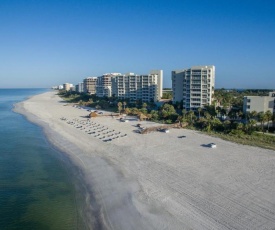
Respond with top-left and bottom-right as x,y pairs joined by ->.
14,91 -> 275,230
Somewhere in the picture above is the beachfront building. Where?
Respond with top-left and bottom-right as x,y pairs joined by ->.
83,77 -> 97,94
243,91 -> 275,114
172,66 -> 215,111
75,82 -> 84,93
58,85 -> 64,90
63,83 -> 73,91
111,70 -> 163,103
96,73 -> 121,97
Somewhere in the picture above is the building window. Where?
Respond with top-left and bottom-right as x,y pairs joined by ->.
247,99 -> 251,103
247,105 -> 250,109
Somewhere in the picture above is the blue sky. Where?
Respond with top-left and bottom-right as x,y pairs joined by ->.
0,0 -> 274,88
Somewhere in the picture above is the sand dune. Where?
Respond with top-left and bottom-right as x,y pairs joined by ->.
15,91 -> 275,230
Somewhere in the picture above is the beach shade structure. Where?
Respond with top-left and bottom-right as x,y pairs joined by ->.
138,113 -> 148,121
89,112 -> 98,118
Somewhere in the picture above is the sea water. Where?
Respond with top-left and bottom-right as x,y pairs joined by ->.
0,89 -> 84,230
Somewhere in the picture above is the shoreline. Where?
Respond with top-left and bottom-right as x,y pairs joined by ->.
13,95 -> 101,229
14,91 -> 275,230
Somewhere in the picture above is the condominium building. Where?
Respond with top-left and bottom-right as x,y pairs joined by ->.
75,82 -> 84,93
83,77 -> 97,94
172,66 -> 215,110
96,73 -> 121,97
63,83 -> 73,91
243,92 -> 275,114
111,70 -> 163,102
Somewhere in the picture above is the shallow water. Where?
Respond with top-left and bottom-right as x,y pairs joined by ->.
0,89 -> 84,230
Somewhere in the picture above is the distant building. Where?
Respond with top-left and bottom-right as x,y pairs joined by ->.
83,77 -> 97,94
76,82 -> 84,93
70,86 -> 75,92
96,73 -> 121,97
63,83 -> 72,91
58,85 -> 64,90
172,66 -> 215,111
243,91 -> 275,114
111,70 -> 163,102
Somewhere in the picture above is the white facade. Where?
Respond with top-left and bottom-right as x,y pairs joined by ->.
63,83 -> 72,91
111,70 -> 163,102
76,82 -> 84,93
150,70 -> 163,98
96,73 -> 121,97
83,77 -> 97,94
243,92 -> 275,114
172,66 -> 215,110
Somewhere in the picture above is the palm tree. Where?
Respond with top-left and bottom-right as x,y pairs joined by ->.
197,107 -> 202,119
117,102 -> 122,114
272,113 -> 275,128
187,110 -> 195,124
202,112 -> 212,132
123,101 -> 127,110
250,110 -> 258,119
182,109 -> 187,119
265,110 -> 272,131
257,112 -> 265,132
248,119 -> 257,133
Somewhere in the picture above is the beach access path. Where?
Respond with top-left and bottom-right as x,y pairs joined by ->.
15,91 -> 275,230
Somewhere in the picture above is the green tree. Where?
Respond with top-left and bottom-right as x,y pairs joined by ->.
131,107 -> 140,115
257,112 -> 265,132
186,110 -> 195,124
265,110 -> 272,131
150,110 -> 159,121
140,108 -> 148,114
160,104 -> 176,118
200,112 -> 212,132
182,109 -> 187,119
162,92 -> 173,99
117,102 -> 122,114
223,120 -> 231,132
272,113 -> 275,128
250,110 -> 258,119
248,119 -> 257,134
197,107 -> 202,119
123,101 -> 127,110
204,105 -> 217,117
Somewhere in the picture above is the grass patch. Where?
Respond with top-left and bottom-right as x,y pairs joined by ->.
203,131 -> 275,151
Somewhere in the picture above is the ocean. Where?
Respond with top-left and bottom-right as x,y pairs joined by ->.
0,89 -> 85,230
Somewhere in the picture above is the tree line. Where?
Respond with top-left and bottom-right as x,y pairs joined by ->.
58,89 -> 275,149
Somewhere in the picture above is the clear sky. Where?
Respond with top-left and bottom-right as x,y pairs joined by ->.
0,0 -> 274,89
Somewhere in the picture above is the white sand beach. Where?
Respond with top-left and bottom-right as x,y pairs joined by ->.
14,91 -> 275,230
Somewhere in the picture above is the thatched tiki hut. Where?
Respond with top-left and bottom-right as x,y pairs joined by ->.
88,112 -> 98,118
138,113 -> 148,121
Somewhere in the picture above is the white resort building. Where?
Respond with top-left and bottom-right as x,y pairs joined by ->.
96,73 -> 121,97
75,82 -> 84,93
243,91 -> 275,114
111,70 -> 163,103
172,66 -> 215,111
83,77 -> 97,94
63,83 -> 74,91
